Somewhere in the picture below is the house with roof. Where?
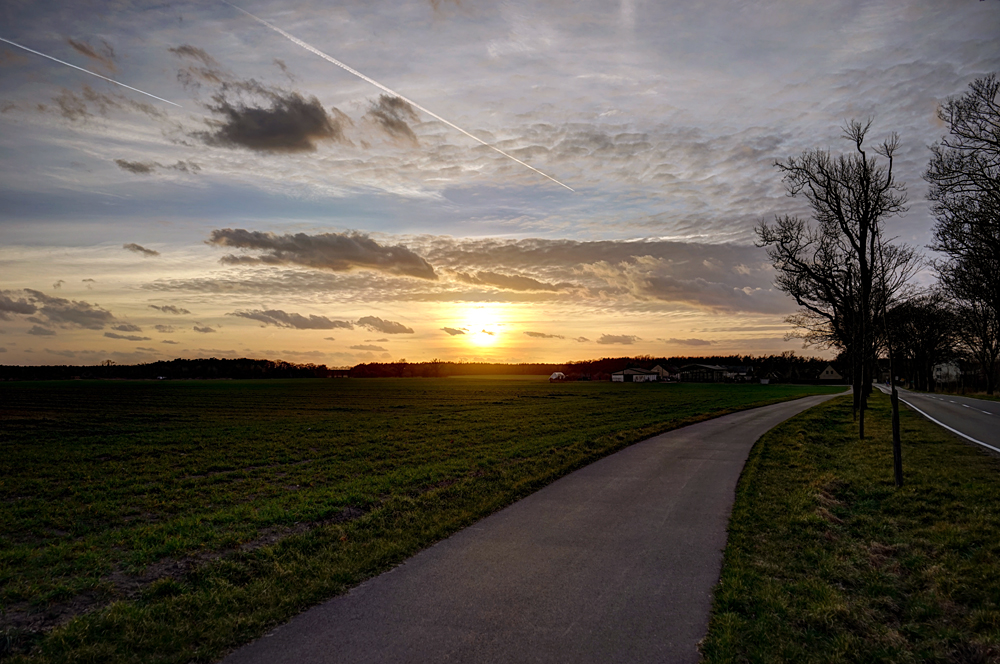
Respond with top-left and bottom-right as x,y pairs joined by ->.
611,368 -> 659,383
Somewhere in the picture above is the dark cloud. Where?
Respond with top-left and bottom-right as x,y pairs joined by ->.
200,86 -> 347,153
23,289 -> 116,329
323,337 -> 336,341
114,159 -> 154,174
67,38 -> 116,72
162,339 -> 180,344
104,331 -> 150,341
481,329 -> 494,336
52,280 -> 65,290
149,304 -> 190,315
574,337 -> 590,342
123,242 -> 160,256
154,324 -> 175,333
524,331 -> 564,339
167,44 -> 217,67
663,337 -> 713,346
52,85 -> 163,122
193,325 -> 216,333
228,309 -> 354,330
350,344 -> 386,351
441,327 -> 466,336
115,158 -> 201,175
0,347 -> 6,352
597,334 -> 639,345
28,325 -> 56,336
453,270 -> 568,292
208,228 -> 437,280
356,316 -> 414,334
365,94 -> 419,145
273,58 -> 295,81
112,323 -> 142,332
0,293 -> 37,320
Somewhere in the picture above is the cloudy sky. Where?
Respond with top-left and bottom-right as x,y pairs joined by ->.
0,0 -> 997,367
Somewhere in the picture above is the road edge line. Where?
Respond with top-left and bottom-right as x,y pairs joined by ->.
893,394 -> 1000,454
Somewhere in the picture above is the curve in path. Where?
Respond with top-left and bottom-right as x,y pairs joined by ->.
222,391 -> 846,664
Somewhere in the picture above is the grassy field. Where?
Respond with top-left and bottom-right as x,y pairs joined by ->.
702,390 -> 1000,663
0,378 -> 840,663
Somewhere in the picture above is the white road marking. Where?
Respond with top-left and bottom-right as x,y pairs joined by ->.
897,397 -> 1000,454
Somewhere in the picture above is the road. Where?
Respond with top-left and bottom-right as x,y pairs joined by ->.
221,392 -> 845,664
875,385 -> 1000,452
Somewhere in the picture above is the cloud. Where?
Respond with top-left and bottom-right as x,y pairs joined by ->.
208,229 -> 437,280
441,327 -> 466,336
154,324 -> 175,333
193,325 -> 216,333
104,331 -> 151,341
52,85 -> 163,122
0,292 -> 37,319
67,37 -> 116,72
115,159 -> 201,175
663,337 -> 713,346
574,337 -> 590,342
167,44 -> 217,67
365,94 -> 419,145
323,336 -> 336,341
123,243 -> 160,257
200,86 -> 348,153
111,323 -> 142,332
149,304 -> 190,315
52,280 -> 65,290
481,329 -> 494,336
161,339 -> 179,344
228,309 -> 354,330
452,270 -> 568,292
356,316 -> 414,334
23,289 -> 116,329
350,344 -> 386,351
524,331 -> 564,339
114,159 -> 154,174
597,334 -> 639,345
28,325 -> 56,336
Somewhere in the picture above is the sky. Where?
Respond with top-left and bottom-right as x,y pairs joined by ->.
0,0 -> 998,368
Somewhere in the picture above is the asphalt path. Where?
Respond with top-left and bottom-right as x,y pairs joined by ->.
221,391 -> 846,664
875,385 -> 1000,452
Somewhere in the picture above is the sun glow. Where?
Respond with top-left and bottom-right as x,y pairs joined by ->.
462,305 -> 504,347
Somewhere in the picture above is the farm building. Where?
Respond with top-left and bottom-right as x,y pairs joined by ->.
679,364 -> 727,382
611,368 -> 659,382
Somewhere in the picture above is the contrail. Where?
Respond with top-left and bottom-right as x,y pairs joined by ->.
222,2 -> 574,192
0,36 -> 181,107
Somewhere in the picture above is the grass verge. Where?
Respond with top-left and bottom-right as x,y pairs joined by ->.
0,379 -> 840,663
701,390 -> 1000,663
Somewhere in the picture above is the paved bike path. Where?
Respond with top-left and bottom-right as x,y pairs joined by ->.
222,391 -> 845,664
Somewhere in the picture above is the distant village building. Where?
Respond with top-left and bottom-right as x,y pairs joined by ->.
679,364 -> 727,382
611,368 -> 659,383
650,365 -> 678,381
819,364 -> 843,381
933,362 -> 961,383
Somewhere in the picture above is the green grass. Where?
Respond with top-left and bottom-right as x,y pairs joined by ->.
701,391 -> 1000,663
0,378 -> 840,663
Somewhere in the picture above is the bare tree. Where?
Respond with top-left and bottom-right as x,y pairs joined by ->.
926,74 -> 1000,393
757,119 -> 913,440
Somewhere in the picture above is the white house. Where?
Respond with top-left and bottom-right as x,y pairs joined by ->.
611,368 -> 659,383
